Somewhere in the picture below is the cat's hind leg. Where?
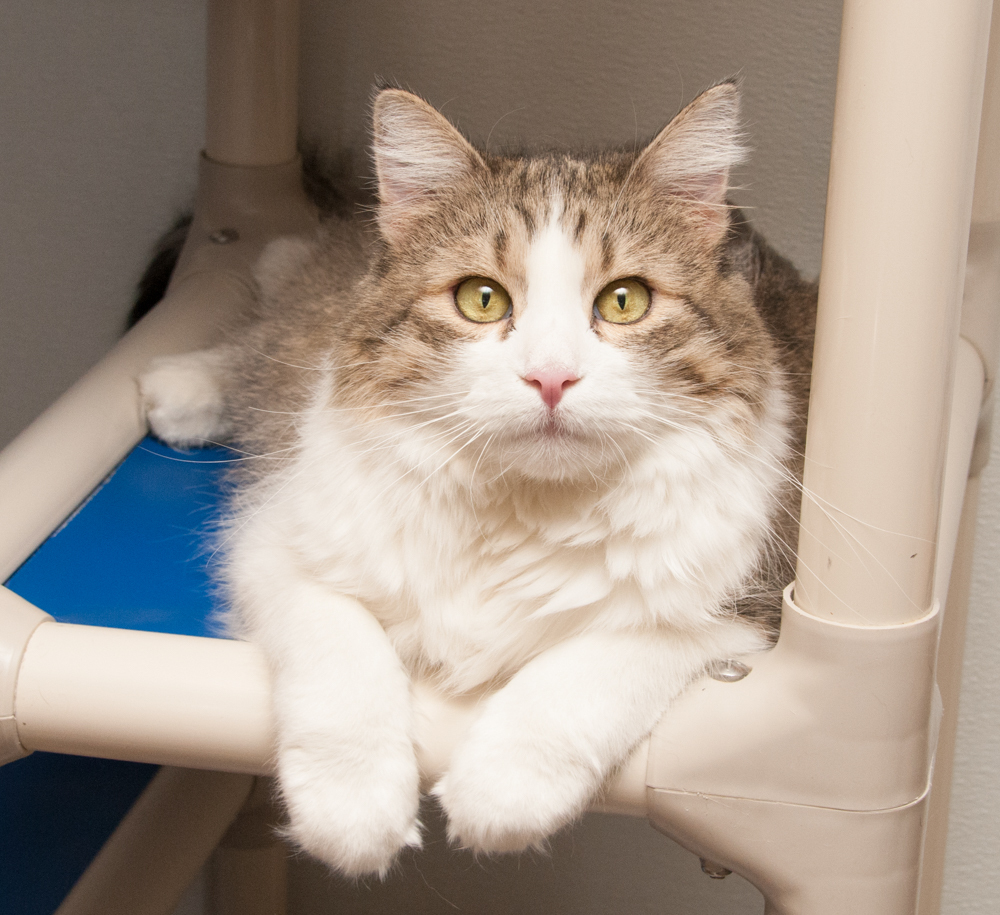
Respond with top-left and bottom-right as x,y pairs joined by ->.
140,347 -> 234,448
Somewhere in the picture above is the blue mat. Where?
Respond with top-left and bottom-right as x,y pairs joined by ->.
2,437 -> 231,912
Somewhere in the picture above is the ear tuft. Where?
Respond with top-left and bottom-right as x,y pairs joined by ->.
372,90 -> 483,244
635,82 -> 747,242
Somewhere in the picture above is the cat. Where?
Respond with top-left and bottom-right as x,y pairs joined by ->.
139,81 -> 817,877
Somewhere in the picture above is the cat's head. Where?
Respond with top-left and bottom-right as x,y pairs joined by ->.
334,84 -> 779,485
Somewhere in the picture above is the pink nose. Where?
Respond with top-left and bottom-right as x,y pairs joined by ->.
523,368 -> 580,410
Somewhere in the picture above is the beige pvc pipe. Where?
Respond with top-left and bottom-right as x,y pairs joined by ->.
917,477 -> 982,915
0,156 -> 315,586
55,767 -> 255,915
0,271 -> 247,583
14,622 -> 275,773
208,779 -> 288,915
206,0 -> 300,167
795,0 -> 993,626
918,6 -> 1000,911
10,616 -> 649,814
962,0 -> 1000,476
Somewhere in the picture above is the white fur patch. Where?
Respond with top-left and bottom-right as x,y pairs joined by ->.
515,204 -> 591,375
140,349 -> 232,448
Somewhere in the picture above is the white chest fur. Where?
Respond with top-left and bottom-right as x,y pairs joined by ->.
233,380 -> 788,694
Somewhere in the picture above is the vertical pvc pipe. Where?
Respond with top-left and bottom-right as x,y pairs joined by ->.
919,5 -> 1000,909
794,0 -> 993,625
205,0 -> 300,167
917,479 -> 982,915
209,780 -> 288,915
962,0 -> 1000,471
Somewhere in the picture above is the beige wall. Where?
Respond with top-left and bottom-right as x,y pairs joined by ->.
0,1 -> 205,451
0,1 -> 996,913
299,0 -> 840,279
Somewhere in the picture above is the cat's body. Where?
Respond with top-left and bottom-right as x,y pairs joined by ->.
141,83 -> 816,876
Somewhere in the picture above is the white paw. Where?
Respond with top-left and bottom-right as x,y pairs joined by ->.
139,351 -> 230,448
434,726 -> 598,855
278,743 -> 422,878
254,235 -> 315,301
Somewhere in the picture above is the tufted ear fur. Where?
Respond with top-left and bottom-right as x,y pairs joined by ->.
634,81 -> 747,245
372,89 -> 484,245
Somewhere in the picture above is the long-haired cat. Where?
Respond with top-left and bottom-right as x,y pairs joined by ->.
140,81 -> 816,877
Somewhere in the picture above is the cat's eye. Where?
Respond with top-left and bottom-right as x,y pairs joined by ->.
594,278 -> 652,324
455,277 -> 512,323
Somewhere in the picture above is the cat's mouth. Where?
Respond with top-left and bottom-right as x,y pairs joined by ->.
537,413 -> 572,438
503,413 -> 577,446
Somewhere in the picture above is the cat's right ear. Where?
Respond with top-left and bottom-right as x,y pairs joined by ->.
372,89 -> 484,245
634,81 -> 747,246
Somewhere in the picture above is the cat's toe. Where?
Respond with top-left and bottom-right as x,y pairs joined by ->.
279,746 -> 422,878
139,352 -> 230,448
434,744 -> 595,855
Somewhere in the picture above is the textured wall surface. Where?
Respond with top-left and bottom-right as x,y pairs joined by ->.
298,0 -> 841,279
942,390 -> 1000,915
0,2 -> 996,914
0,1 -> 205,450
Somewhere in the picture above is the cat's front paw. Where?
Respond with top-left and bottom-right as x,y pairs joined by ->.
434,729 -> 598,855
139,351 -> 231,448
279,744 -> 422,878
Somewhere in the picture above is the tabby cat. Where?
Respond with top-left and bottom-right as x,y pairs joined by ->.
140,81 -> 816,876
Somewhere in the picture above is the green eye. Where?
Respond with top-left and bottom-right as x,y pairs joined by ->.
594,278 -> 651,324
455,277 -> 512,323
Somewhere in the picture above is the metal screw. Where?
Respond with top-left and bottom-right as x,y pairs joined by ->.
209,227 -> 240,244
707,658 -> 752,682
700,858 -> 733,879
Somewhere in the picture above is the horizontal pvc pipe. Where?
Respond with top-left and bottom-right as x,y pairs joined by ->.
15,623 -> 275,773
12,619 -> 649,815
795,0 -> 992,625
0,271 -> 248,583
0,156 -> 316,584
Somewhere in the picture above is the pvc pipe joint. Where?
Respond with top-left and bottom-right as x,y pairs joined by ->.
0,588 -> 51,766
646,586 -> 941,915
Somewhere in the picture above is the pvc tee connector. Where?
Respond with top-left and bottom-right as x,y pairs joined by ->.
645,585 -> 941,915
0,588 -> 52,766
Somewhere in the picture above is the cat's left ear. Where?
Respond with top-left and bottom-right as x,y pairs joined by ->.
635,81 -> 746,245
372,89 -> 485,245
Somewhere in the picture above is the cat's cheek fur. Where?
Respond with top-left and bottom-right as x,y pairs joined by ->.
226,522 -> 422,877
434,624 -> 768,853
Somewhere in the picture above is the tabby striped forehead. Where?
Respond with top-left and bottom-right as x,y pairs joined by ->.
478,154 -> 693,291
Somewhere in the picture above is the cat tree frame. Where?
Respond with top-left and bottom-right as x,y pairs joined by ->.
1,1 -> 998,912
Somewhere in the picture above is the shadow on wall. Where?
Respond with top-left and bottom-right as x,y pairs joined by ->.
289,805 -> 764,915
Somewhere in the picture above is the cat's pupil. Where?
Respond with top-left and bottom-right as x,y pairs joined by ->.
480,287 -> 491,309
615,289 -> 627,310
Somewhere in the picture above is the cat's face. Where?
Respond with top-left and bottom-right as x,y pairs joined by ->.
334,86 -> 777,484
